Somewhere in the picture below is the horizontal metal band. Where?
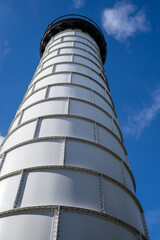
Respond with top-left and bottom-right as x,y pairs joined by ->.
46,39 -> 101,59
31,65 -> 109,94
6,103 -> 122,148
123,161 -> 136,191
37,52 -> 104,77
31,62 -> 108,90
26,71 -> 112,106
6,113 -> 125,153
0,165 -> 140,214
0,205 -> 146,239
9,97 -> 119,142
41,44 -> 104,69
0,136 -> 135,190
46,33 -> 100,54
18,83 -> 115,118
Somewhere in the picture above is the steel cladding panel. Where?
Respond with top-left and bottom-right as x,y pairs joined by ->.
59,211 -> 137,240
25,85 -> 33,97
73,70 -> 107,91
59,47 -> 86,56
123,166 -> 135,193
34,73 -> 70,90
33,66 -> 53,83
21,100 -> 67,123
76,30 -> 98,43
65,140 -> 123,183
39,117 -> 94,141
54,30 -> 75,39
103,180 -> 144,234
0,21 -> 148,240
42,50 -> 58,62
0,174 -> 21,211
69,100 -> 112,131
93,93 -> 115,118
20,170 -> 100,211
74,42 -> 97,56
9,115 -> 20,132
43,55 -> 72,69
0,212 -> 53,240
113,123 -> 121,140
1,140 -> 63,176
55,63 -> 88,75
63,36 -> 98,52
63,36 -> 85,42
47,37 -> 61,46
1,121 -> 36,153
74,55 -> 99,72
49,42 -> 75,52
98,125 -> 126,162
88,52 -> 102,66
48,85 -> 91,101
19,88 -> 46,111
71,73 -> 108,98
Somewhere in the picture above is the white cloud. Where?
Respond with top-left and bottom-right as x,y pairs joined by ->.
146,208 -> 160,226
0,134 -> 5,145
123,87 -> 160,137
0,2 -> 12,59
102,1 -> 151,41
73,0 -> 84,8
0,3 -> 11,20
3,40 -> 11,56
3,47 -> 11,56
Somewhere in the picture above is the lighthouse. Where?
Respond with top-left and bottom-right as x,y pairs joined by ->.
0,15 -> 149,240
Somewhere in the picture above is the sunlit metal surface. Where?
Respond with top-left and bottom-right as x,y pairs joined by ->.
0,16 -> 149,240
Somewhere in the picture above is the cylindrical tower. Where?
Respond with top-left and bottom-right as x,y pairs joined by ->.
0,15 -> 149,240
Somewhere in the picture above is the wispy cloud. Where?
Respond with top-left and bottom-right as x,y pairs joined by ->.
0,3 -> 12,60
123,87 -> 160,137
102,1 -> 151,41
72,0 -> 84,8
0,134 -> 4,145
146,208 -> 160,240
3,40 -> 11,56
146,208 -> 160,226
0,2 -> 11,20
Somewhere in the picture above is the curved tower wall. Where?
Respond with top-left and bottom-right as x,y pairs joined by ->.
0,17 -> 149,240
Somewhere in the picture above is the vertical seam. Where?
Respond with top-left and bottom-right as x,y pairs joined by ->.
60,138 -> 66,166
111,117 -> 115,134
71,54 -> 74,62
90,90 -> 94,103
66,98 -> 70,115
17,110 -> 24,126
45,86 -> 50,99
98,174 -> 106,213
57,48 -> 60,55
13,170 -> 26,208
53,206 -> 61,240
31,83 -> 36,93
88,67 -> 91,77
49,210 -> 55,240
141,212 -> 150,240
69,73 -> 72,83
52,64 -> 55,73
0,152 -> 6,173
94,122 -> 98,143
33,118 -> 42,139
121,161 -> 127,187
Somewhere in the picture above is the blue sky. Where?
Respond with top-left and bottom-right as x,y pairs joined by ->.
0,0 -> 160,238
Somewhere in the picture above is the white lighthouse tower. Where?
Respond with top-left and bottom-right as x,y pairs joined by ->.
0,15 -> 149,240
